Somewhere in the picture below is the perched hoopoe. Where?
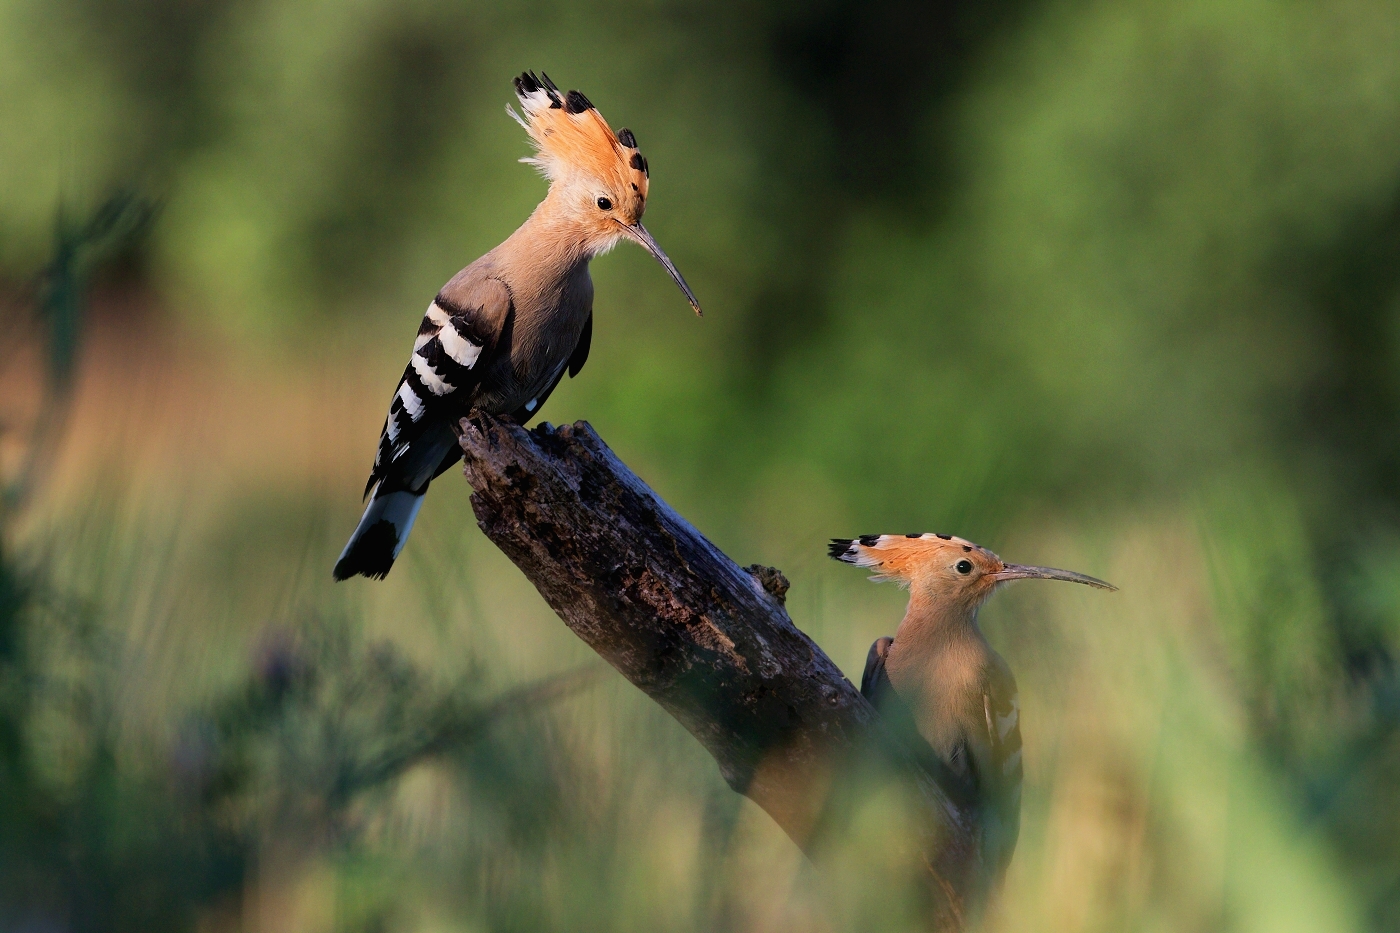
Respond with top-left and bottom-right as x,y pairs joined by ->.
335,72 -> 701,581
829,533 -> 1114,882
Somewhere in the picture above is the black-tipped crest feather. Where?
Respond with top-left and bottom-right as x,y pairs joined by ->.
515,70 -> 561,107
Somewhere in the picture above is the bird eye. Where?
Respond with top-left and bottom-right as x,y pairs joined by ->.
955,559 -> 973,575
596,196 -> 613,210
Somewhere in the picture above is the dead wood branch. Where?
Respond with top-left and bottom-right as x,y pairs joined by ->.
455,413 -> 981,929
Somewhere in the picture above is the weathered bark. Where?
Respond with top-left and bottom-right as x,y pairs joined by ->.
455,413 -> 980,929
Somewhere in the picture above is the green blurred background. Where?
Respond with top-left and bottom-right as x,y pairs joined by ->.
3,0 -> 1400,929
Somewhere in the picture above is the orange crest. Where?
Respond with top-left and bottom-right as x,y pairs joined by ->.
508,72 -> 649,205
829,534 -> 1002,587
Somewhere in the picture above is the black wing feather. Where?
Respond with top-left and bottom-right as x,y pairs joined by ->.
568,311 -> 592,378
508,311 -> 593,422
861,636 -> 894,704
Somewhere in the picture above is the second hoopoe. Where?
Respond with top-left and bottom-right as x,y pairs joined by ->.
830,533 -> 1114,884
335,72 -> 701,581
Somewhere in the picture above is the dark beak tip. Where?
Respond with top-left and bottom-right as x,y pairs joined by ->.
1074,574 -> 1118,592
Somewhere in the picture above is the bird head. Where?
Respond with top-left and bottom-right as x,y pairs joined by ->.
829,533 -> 1115,613
509,72 -> 702,315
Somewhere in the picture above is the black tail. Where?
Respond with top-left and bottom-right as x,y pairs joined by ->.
333,489 -> 425,580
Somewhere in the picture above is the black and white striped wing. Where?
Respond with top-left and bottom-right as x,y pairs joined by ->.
982,679 -> 1022,801
365,280 -> 511,496
978,656 -> 1023,879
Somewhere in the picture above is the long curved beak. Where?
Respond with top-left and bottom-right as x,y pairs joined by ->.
992,564 -> 1117,591
617,221 -> 703,316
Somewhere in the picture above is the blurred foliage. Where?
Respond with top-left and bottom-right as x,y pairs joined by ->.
0,543 -> 608,931
0,193 -> 155,517
3,0 -> 1400,929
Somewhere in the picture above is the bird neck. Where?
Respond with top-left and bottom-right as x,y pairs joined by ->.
899,588 -> 982,642
884,595 -> 990,754
496,188 -> 612,275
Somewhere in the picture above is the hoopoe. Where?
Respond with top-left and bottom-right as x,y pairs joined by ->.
335,72 -> 701,581
829,533 -> 1114,882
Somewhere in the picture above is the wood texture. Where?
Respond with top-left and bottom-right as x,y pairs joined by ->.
455,413 -> 980,929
